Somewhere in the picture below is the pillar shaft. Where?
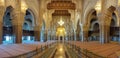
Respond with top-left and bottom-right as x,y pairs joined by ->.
0,6 -> 4,44
74,31 -> 76,41
44,30 -> 48,42
13,25 -> 22,43
104,25 -> 110,43
99,6 -> 116,44
81,25 -> 89,42
12,10 -> 24,43
116,7 -> 120,43
0,21 -> 2,44
100,24 -> 110,43
76,32 -> 80,41
83,31 -> 88,41
34,26 -> 41,41
47,30 -> 50,41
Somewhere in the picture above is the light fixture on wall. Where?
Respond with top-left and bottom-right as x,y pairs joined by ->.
0,0 -> 5,6
95,0 -> 101,13
118,0 -> 120,6
58,17 -> 64,26
21,1 -> 27,13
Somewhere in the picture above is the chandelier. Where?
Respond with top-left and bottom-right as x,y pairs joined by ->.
58,17 -> 64,26
0,0 -> 5,6
95,0 -> 101,13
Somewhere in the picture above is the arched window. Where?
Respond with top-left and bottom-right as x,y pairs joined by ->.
2,6 -> 15,44
22,9 -> 35,43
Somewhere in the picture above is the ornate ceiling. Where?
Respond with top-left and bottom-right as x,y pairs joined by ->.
47,0 -> 76,10
47,0 -> 75,16
52,10 -> 70,16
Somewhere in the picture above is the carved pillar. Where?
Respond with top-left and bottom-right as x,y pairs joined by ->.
70,34 -> 72,41
44,30 -> 48,42
47,30 -> 50,41
76,31 -> 80,41
68,32 -> 70,41
34,11 -> 42,41
100,18 -> 111,43
0,6 -> 4,44
11,0 -> 24,43
34,26 -> 41,41
83,31 -> 88,41
13,25 -> 23,43
99,6 -> 115,44
50,33 -> 52,40
119,12 -> 120,43
12,11 -> 24,43
72,31 -> 74,40
50,29 -> 52,40
74,30 -> 76,41
76,24 -> 80,41
70,31 -> 72,40
81,25 -> 89,42
116,7 -> 120,43
49,30 -> 52,40
80,25 -> 84,42
37,9 -> 45,42
0,18 -> 2,44
97,13 -> 103,43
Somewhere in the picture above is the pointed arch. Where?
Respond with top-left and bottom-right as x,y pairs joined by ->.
2,6 -> 15,44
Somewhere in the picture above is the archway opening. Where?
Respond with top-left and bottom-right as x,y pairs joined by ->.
110,13 -> 119,42
88,10 -> 100,41
56,26 -> 66,42
2,6 -> 15,44
22,9 -> 35,43
89,23 -> 99,41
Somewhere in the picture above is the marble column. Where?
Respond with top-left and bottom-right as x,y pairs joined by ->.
72,34 -> 74,40
100,22 -> 111,43
83,31 -> 88,41
12,10 -> 24,43
44,30 -> 48,42
74,30 -> 76,41
81,27 -> 84,42
76,31 -> 80,41
49,34 -> 51,40
0,6 -> 4,44
13,25 -> 23,43
81,25 -> 89,42
99,6 -> 115,44
50,35 -> 53,40
0,20 -> 2,44
34,26 -> 41,41
47,30 -> 50,41
116,7 -> 120,43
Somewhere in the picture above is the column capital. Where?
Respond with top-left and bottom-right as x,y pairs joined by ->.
11,10 -> 25,26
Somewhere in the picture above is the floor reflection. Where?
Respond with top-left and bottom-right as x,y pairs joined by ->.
54,43 -> 66,58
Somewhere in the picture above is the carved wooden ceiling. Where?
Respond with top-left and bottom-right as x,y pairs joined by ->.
47,0 -> 76,10
51,0 -> 71,1
52,10 -> 70,16
47,0 -> 75,16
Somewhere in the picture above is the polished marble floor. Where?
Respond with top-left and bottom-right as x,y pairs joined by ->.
54,43 -> 66,58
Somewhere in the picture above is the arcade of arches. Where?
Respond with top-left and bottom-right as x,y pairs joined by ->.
0,0 -> 120,58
